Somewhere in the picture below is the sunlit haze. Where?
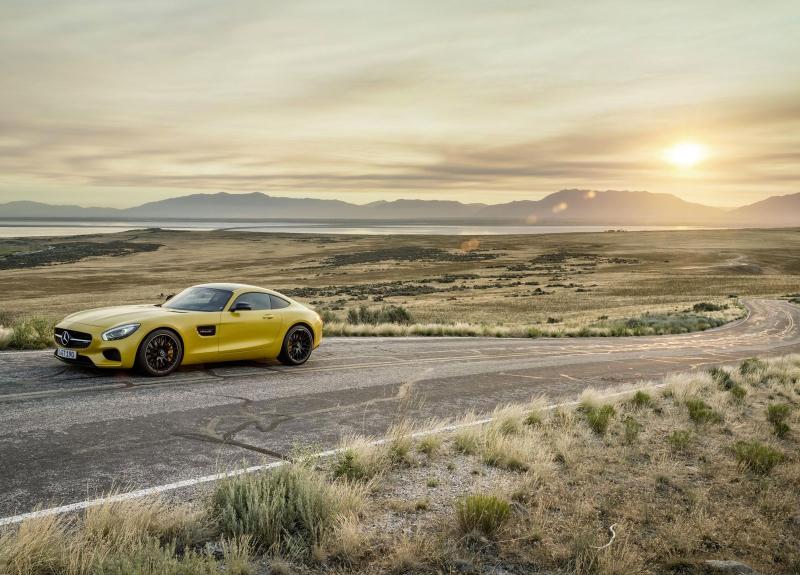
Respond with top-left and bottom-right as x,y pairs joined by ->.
1,1 -> 798,208
664,142 -> 709,169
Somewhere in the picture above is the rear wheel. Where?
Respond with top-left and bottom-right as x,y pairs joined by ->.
278,325 -> 313,366
136,329 -> 183,376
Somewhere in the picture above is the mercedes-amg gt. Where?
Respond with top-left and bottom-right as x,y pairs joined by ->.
53,283 -> 322,376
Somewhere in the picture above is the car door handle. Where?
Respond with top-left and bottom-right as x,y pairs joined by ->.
262,314 -> 275,319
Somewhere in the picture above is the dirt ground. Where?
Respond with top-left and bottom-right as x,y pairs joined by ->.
0,227 -> 798,329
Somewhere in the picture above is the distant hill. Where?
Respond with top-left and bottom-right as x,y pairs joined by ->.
729,192 -> 800,226
1,190 -> 798,226
0,200 -> 119,218
474,189 -> 725,225
126,192 -> 357,219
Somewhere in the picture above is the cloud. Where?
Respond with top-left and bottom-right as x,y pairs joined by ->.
0,0 -> 798,206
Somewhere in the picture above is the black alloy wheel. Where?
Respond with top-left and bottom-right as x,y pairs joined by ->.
279,325 -> 313,366
137,329 -> 183,376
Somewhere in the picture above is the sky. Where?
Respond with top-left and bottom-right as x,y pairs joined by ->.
0,0 -> 798,208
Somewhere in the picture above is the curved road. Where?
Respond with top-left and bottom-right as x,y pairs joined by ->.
1,299 -> 798,519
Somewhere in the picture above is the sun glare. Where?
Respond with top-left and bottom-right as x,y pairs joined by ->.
664,141 -> 708,168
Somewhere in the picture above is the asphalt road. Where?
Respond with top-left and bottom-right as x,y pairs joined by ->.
1,299 -> 799,519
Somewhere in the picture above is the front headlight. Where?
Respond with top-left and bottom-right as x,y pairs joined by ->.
102,323 -> 140,341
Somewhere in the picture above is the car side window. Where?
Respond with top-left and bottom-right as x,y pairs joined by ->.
231,292 -> 271,311
270,294 -> 291,309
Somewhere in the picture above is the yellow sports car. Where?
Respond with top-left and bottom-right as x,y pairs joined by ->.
53,283 -> 323,376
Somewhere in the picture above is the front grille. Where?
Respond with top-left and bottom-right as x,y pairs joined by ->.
54,328 -> 93,349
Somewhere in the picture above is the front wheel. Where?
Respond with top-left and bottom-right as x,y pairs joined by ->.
136,329 -> 183,376
278,325 -> 313,366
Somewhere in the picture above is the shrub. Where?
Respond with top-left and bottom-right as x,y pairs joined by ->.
685,398 -> 721,424
212,465 -> 363,554
584,404 -> 616,435
693,302 -> 725,312
318,309 -> 339,323
733,441 -> 783,475
623,416 -> 643,443
766,403 -> 791,438
524,412 -> 543,426
730,384 -> 747,402
740,357 -> 766,376
454,428 -> 481,455
482,435 -> 530,472
93,540 -> 219,574
455,494 -> 511,537
388,437 -> 413,466
8,317 -> 54,350
332,440 -> 388,482
709,367 -> 735,390
668,430 -> 692,452
346,305 -> 413,325
417,435 -> 442,456
601,313 -> 725,336
630,390 -> 653,408
492,406 -> 525,436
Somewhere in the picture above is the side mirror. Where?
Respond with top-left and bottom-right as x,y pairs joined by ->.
231,302 -> 252,312
165,294 -> 175,301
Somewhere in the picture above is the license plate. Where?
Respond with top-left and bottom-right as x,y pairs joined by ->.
56,348 -> 77,360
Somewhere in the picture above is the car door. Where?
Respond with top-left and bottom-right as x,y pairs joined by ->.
218,292 -> 283,358
181,311 -> 223,363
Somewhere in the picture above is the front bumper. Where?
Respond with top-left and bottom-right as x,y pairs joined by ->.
53,322 -> 139,369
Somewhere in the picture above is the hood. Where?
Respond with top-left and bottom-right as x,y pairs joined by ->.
61,304 -> 184,327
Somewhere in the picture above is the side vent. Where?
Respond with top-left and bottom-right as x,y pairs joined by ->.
197,325 -> 217,337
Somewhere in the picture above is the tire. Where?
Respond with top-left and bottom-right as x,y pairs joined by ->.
136,329 -> 183,376
278,325 -> 314,366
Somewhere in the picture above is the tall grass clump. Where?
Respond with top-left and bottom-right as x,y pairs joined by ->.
0,498 -> 216,575
739,357 -> 766,377
732,441 -> 783,475
212,465 -> 364,556
387,423 -> 414,466
0,514 -> 68,575
629,390 -> 653,409
667,430 -> 692,452
766,403 -> 791,438
455,494 -> 511,537
684,398 -> 721,424
416,435 -> 442,456
709,367 -> 735,390
481,433 -> 531,472
346,305 -> 413,325
578,393 -> 616,435
331,436 -> 388,481
454,426 -> 481,455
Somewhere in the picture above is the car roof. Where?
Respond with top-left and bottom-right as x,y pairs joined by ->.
192,283 -> 288,298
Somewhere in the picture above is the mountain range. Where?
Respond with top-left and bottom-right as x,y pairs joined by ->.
1,190 -> 799,226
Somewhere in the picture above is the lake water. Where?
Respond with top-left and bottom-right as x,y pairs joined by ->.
0,220 -> 713,238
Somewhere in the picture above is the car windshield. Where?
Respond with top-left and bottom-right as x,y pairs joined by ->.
163,287 -> 232,312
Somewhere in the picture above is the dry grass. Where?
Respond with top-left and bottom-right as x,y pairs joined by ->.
5,227 -> 796,348
0,499 -> 215,575
2,355 -> 799,574
322,305 -> 744,339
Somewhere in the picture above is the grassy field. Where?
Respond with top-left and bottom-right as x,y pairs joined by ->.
0,227 -> 798,346
1,354 -> 798,574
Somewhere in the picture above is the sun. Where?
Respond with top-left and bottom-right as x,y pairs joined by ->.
664,141 -> 708,168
